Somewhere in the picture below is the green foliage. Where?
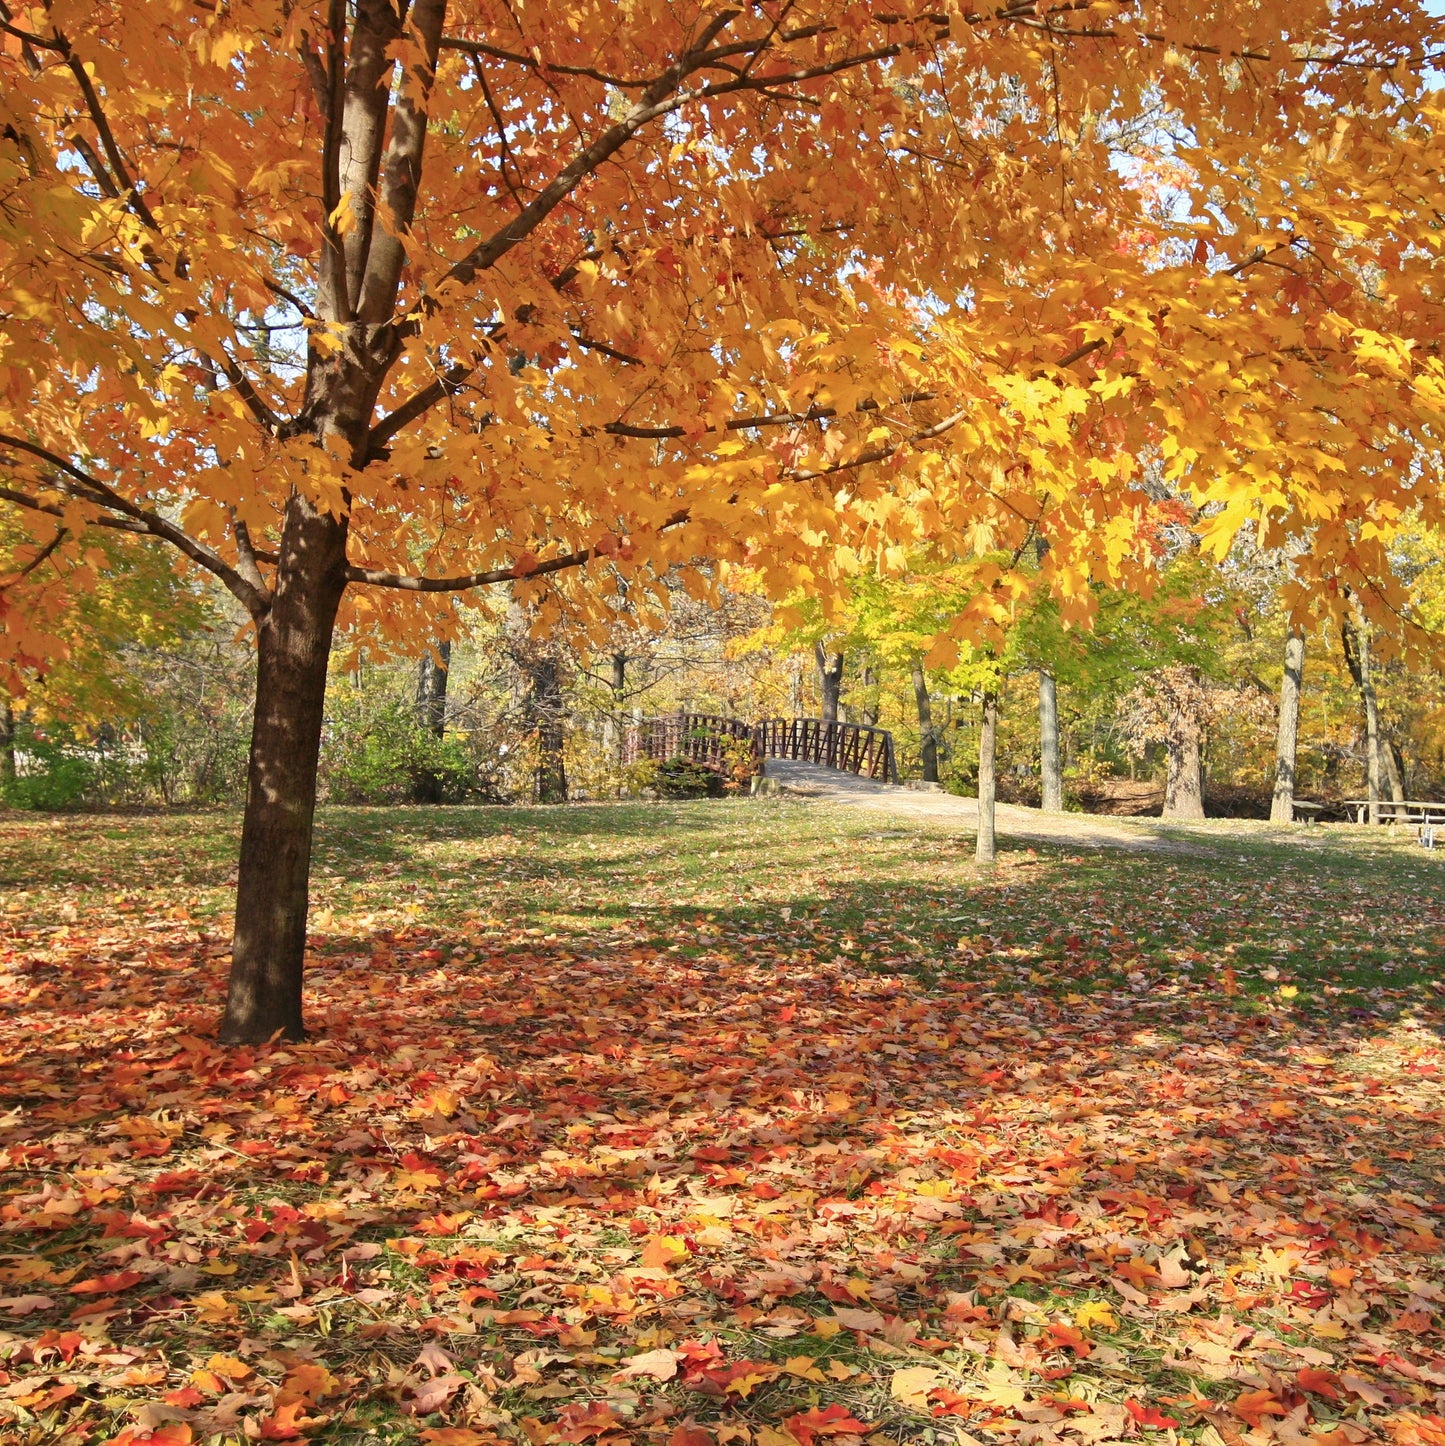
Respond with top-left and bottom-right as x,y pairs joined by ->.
321,692 -> 484,805
650,756 -> 726,799
0,726 -> 95,810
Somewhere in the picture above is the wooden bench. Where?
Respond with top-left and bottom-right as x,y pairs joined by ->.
1291,800 -> 1327,824
1343,799 -> 1445,847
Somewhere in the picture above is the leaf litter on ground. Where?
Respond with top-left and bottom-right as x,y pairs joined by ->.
0,800 -> 1442,1446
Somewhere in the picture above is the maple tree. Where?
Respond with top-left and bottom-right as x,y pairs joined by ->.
4,1 -> 1445,1040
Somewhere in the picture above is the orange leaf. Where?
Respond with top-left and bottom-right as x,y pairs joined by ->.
1231,1391 -> 1289,1427
785,1404 -> 874,1446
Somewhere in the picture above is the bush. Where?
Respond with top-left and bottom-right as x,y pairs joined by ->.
2,733 -> 96,810
652,756 -> 726,798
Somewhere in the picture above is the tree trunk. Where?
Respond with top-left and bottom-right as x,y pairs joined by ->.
789,654 -> 804,719
1038,669 -> 1062,812
415,640 -> 450,736
1382,732 -> 1406,806
1269,628 -> 1306,823
859,663 -> 880,727
815,643 -> 844,723
410,640 -> 451,804
911,658 -> 938,783
604,651 -> 627,766
1388,738 -> 1408,803
976,689 -> 998,864
1341,615 -> 1381,824
1162,696 -> 1206,819
220,498 -> 349,1044
528,653 -> 568,804
0,695 -> 15,789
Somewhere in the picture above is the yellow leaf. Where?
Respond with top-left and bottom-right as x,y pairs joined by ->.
1074,1302 -> 1117,1331
891,1366 -> 941,1408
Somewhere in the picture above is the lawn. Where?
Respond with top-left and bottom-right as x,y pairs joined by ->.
1,799 -> 1442,1446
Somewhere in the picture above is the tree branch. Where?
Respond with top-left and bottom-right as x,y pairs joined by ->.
0,434 -> 271,618
347,510 -> 690,593
0,527 -> 67,590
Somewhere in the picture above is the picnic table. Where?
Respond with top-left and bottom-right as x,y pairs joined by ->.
1343,799 -> 1445,847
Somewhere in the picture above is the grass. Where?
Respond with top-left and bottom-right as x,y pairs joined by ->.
0,798 -> 1443,1446
3,797 -> 1442,1014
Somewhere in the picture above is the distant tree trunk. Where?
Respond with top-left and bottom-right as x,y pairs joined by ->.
859,663 -> 880,727
604,651 -> 628,765
1341,615 -> 1381,824
1161,681 -> 1206,820
911,658 -> 938,783
1269,629 -> 1306,823
815,644 -> 844,723
1038,669 -> 1062,812
415,641 -> 450,736
410,640 -> 452,804
528,653 -> 568,804
976,689 -> 998,864
789,655 -> 804,719
1387,738 -> 1408,803
220,498 -> 349,1044
0,695 -> 15,789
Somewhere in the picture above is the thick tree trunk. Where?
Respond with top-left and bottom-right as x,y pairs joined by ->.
1382,740 -> 1405,809
1038,669 -> 1062,812
529,653 -> 568,804
911,658 -> 938,783
604,651 -> 627,765
220,499 -> 349,1044
415,640 -> 450,736
976,689 -> 998,864
1382,733 -> 1406,805
0,695 -> 15,789
1342,616 -> 1382,824
1269,629 -> 1306,823
410,640 -> 451,804
815,643 -> 844,723
1162,698 -> 1206,819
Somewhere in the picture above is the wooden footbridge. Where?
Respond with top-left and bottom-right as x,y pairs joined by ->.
624,712 -> 899,785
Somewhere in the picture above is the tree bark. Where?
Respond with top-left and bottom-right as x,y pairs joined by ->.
220,497 -> 349,1044
524,650 -> 568,804
1038,668 -> 1062,812
604,651 -> 627,765
976,689 -> 998,864
0,695 -> 15,789
1269,628 -> 1306,823
1382,731 -> 1406,806
410,640 -> 451,804
415,640 -> 450,737
859,663 -> 880,727
815,643 -> 844,723
1161,690 -> 1206,820
911,658 -> 938,783
1341,615 -> 1381,824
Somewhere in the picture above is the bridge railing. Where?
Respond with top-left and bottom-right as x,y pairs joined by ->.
624,714 -> 759,776
625,713 -> 899,786
755,717 -> 898,785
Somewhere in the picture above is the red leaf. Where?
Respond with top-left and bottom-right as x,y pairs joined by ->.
785,1404 -> 874,1446
1126,1400 -> 1180,1430
71,1270 -> 146,1294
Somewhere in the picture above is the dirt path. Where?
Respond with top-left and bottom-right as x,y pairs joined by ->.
759,759 -> 1281,855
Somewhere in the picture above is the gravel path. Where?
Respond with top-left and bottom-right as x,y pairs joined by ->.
759,759 -> 1241,855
